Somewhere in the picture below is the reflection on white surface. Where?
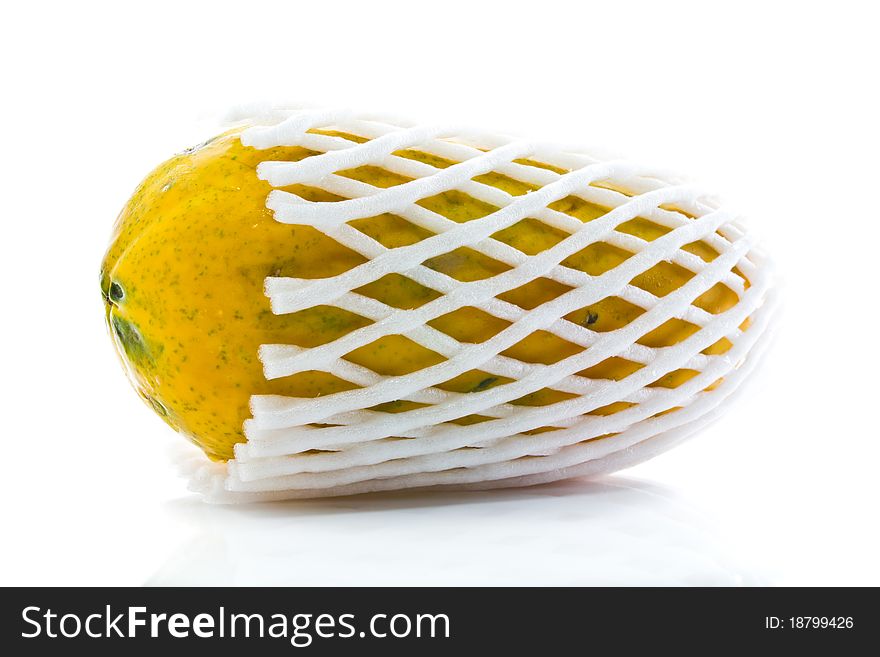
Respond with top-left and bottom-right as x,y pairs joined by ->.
149,477 -> 765,586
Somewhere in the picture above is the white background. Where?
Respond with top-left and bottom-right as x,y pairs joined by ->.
2,0 -> 877,586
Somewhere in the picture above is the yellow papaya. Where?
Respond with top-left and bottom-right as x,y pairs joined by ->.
101,119 -> 757,468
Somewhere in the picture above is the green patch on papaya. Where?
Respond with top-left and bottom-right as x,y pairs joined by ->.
139,390 -> 180,431
99,268 -> 111,304
110,314 -> 161,369
144,394 -> 168,417
471,377 -> 499,393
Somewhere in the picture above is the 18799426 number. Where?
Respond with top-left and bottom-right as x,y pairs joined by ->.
765,617 -> 854,629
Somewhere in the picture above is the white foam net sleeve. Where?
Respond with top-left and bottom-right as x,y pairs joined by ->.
184,107 -> 776,503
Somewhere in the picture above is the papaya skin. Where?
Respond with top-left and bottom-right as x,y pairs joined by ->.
101,127 -> 744,461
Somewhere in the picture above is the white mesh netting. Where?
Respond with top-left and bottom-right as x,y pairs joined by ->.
185,107 -> 775,503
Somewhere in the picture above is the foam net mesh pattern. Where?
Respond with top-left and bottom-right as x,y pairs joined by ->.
186,108 -> 776,502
